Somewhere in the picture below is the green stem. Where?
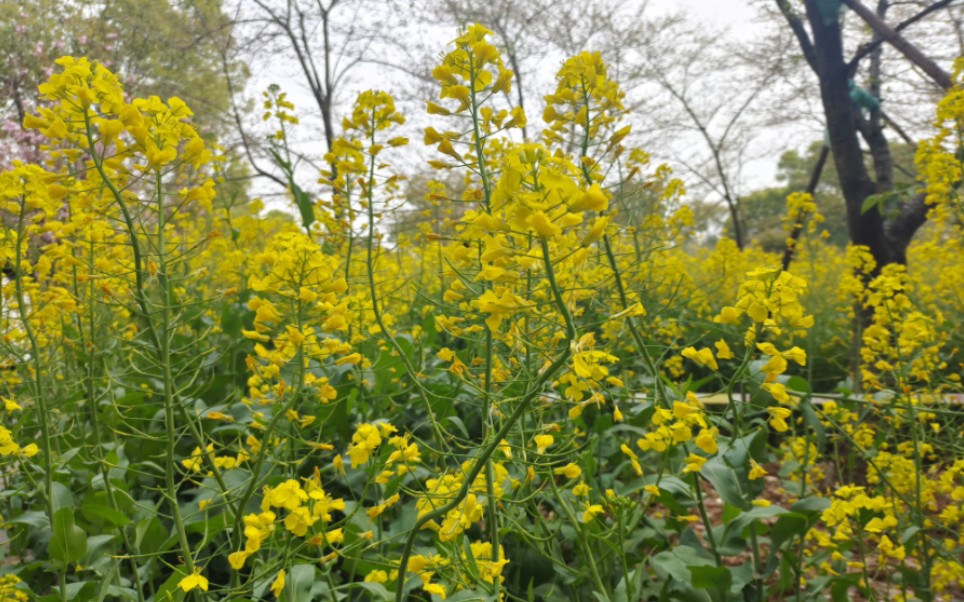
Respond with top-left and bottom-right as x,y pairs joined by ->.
692,473 -> 723,567
13,199 -> 66,602
82,114 -> 236,530
466,54 -> 502,573
78,237 -> 147,602
574,79 -> 665,406
360,121 -> 446,449
548,477 -> 611,601
155,171 -> 197,579
749,526 -> 765,599
394,239 -> 577,602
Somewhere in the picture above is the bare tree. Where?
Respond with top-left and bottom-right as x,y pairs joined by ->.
775,0 -> 958,272
223,1 -> 443,194
629,19 -> 793,249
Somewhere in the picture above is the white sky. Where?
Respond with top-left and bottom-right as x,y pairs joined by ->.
241,0 -> 788,213
651,0 -> 759,31
234,1 -> 836,213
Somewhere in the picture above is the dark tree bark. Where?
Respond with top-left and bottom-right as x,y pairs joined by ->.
778,0 -> 946,275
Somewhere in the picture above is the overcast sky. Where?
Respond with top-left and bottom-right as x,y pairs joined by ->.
652,0 -> 759,30
239,0 -> 791,214
239,0 -> 957,217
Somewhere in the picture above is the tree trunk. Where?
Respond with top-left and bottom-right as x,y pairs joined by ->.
801,0 -> 929,275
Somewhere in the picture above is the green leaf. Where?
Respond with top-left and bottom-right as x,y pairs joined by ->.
49,507 -> 88,565
290,564 -> 316,601
104,586 -> 139,602
785,376 -> 810,394
650,550 -> 692,584
134,516 -> 172,555
83,534 -> 118,571
689,565 -> 732,590
352,581 -> 391,600
51,481 -> 74,513
291,181 -> 315,231
791,496 -> 831,515
6,510 -> 50,530
900,526 -> 921,544
770,514 -> 809,555
860,191 -> 898,215
447,589 -> 497,602
94,563 -> 119,602
267,148 -> 291,171
799,399 -> 827,448
727,505 -> 791,535
444,416 -> 469,438
61,581 -> 97,602
80,502 -> 131,528
638,475 -> 691,499
728,562 -> 755,595
152,566 -> 187,602
701,459 -> 750,510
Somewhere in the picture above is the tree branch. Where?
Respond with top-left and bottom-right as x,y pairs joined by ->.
775,0 -> 818,72
885,193 -> 930,263
219,40 -> 288,190
848,0 -> 957,69
840,0 -> 953,89
881,110 -> 915,146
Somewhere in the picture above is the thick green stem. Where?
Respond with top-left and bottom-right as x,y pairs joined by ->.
77,238 -> 147,602
467,54 -> 502,571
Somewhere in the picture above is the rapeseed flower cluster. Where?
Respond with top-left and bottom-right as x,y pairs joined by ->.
1,27 -> 962,602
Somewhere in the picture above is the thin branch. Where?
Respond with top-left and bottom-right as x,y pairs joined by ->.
881,110 -> 915,145
776,0 -> 818,72
848,0 -> 957,69
840,0 -> 954,89
219,41 -> 287,190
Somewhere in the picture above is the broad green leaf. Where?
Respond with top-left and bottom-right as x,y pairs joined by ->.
61,581 -> 96,602
790,496 -> 831,515
81,502 -> 131,527
785,376 -> 810,393
6,510 -> 49,530
689,565 -> 732,590
726,504 -> 791,537
51,481 -> 74,513
290,564 -> 316,601
771,512 -> 809,551
701,459 -> 750,510
50,507 -> 88,565
134,516 -> 172,554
